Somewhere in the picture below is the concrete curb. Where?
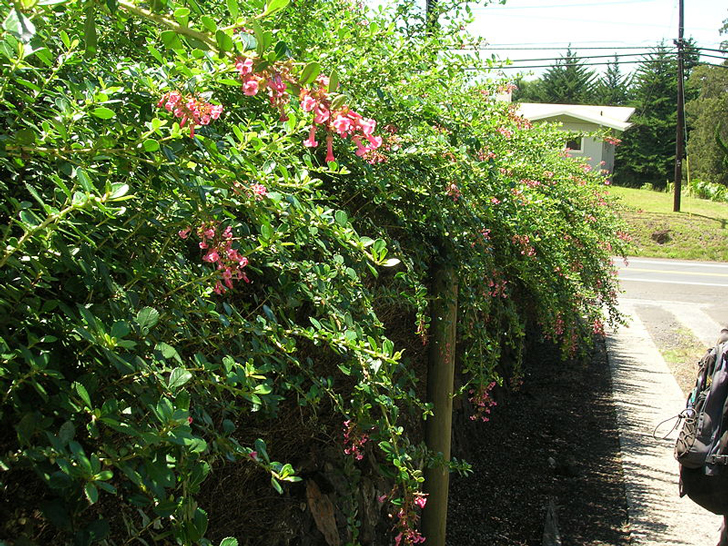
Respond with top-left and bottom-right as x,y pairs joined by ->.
607,303 -> 722,545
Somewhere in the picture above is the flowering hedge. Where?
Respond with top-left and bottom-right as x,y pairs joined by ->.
0,0 -> 630,544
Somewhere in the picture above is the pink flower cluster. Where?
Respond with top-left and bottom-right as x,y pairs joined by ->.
446,183 -> 461,202
468,381 -> 497,422
299,75 -> 384,164
604,136 -> 622,146
496,126 -> 513,139
179,222 -> 250,295
393,492 -> 427,546
157,91 -> 223,138
342,419 -> 369,460
592,319 -> 605,336
488,278 -> 508,298
512,234 -> 536,257
235,56 -> 293,121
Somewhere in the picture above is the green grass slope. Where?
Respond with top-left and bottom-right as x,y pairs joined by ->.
607,185 -> 728,262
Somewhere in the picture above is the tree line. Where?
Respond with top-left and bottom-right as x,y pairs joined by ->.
512,19 -> 728,189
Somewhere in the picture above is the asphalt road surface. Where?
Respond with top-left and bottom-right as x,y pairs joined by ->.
616,257 -> 728,345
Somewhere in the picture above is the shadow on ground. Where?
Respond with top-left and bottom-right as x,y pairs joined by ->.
447,338 -> 631,546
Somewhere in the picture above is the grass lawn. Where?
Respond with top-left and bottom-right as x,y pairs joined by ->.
606,185 -> 728,262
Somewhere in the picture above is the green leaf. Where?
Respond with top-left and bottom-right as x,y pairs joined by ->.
110,321 -> 130,338
136,307 -> 159,333
174,7 -> 190,25
328,69 -> 340,93
58,421 -> 75,445
76,168 -> 94,192
220,538 -> 239,546
334,210 -> 348,226
251,20 -> 272,55
200,15 -> 217,33
84,482 -> 99,504
260,223 -> 273,241
299,62 -> 321,86
262,0 -> 290,17
168,367 -> 192,391
19,210 -> 41,228
142,138 -> 159,152
161,30 -> 183,50
215,30 -> 233,52
73,382 -> 92,408
226,0 -> 238,19
109,183 -> 130,200
15,127 -> 37,145
84,6 -> 97,55
3,8 -> 36,43
270,477 -> 283,494
91,107 -> 115,120
155,342 -> 182,363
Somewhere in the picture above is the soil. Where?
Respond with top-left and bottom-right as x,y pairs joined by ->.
446,338 -> 631,546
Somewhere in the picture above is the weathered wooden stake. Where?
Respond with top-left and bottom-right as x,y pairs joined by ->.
422,264 -> 458,546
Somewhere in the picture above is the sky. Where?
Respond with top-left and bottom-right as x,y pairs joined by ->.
466,0 -> 727,78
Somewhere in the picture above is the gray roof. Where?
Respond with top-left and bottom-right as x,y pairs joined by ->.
517,102 -> 636,131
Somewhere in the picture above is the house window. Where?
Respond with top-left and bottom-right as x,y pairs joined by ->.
566,138 -> 583,152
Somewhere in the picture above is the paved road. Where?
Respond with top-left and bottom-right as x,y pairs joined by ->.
616,257 -> 728,345
608,257 -> 728,545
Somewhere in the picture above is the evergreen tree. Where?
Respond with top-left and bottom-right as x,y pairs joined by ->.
685,16 -> 728,185
511,74 -> 541,102
614,41 -> 699,188
594,55 -> 631,105
686,64 -> 728,186
528,47 -> 597,104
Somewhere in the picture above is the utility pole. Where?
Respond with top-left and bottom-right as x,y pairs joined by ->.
673,0 -> 685,212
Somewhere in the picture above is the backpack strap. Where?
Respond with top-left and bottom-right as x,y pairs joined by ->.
706,454 -> 728,465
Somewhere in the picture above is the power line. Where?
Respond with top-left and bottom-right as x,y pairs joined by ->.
470,0 -> 660,9
461,45 -> 667,51
465,52 -> 675,63
465,58 -> 679,71
699,53 -> 728,62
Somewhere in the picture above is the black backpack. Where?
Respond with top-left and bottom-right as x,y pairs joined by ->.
675,339 -> 728,514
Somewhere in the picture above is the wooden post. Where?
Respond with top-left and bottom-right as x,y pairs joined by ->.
422,264 -> 458,546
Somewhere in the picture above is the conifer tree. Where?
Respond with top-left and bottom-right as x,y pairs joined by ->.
614,41 -> 699,187
594,55 -> 631,106
529,47 -> 597,104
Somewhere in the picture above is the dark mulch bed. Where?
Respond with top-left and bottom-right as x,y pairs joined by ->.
447,338 -> 631,546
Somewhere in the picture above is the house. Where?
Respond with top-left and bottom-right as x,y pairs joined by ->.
516,103 -> 635,174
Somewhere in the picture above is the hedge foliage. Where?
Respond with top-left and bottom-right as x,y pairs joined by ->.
0,0 -> 630,543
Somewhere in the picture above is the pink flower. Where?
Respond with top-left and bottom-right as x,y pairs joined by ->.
251,183 -> 268,199
301,94 -> 317,112
333,114 -> 352,137
313,103 -> 330,124
222,226 -> 233,239
235,56 -> 254,77
325,134 -> 335,163
303,125 -> 318,148
243,78 -> 259,96
414,495 -> 427,509
178,228 -> 191,239
203,250 -> 220,263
